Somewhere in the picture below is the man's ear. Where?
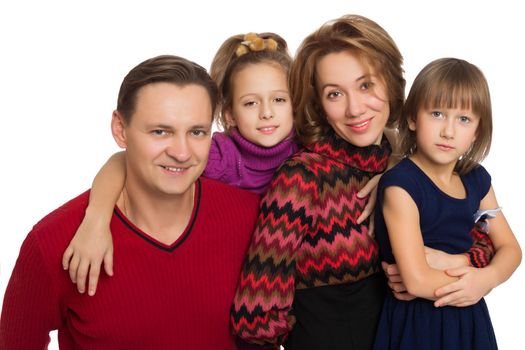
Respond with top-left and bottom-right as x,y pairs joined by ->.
225,109 -> 236,127
111,110 -> 127,149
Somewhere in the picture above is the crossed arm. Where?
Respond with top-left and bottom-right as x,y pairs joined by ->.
383,185 -> 521,307
62,153 -> 516,305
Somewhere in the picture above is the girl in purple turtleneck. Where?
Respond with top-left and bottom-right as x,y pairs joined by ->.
61,32 -> 299,296
204,31 -> 299,195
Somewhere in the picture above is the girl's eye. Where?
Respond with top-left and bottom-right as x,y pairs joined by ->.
431,111 -> 444,119
274,97 -> 287,103
459,116 -> 471,124
243,101 -> 257,107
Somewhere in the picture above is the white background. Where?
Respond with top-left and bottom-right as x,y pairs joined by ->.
1,1 -> 523,349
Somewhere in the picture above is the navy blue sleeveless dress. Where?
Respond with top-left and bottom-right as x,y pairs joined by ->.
373,158 -> 497,350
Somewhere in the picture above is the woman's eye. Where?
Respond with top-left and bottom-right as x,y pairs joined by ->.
360,81 -> 373,90
327,91 -> 342,99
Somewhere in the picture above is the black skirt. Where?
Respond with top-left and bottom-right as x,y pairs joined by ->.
284,273 -> 386,350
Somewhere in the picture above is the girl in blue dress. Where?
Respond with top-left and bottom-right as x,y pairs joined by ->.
373,58 -> 521,349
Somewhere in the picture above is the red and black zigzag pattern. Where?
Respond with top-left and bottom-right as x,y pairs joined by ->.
465,226 -> 495,267
231,131 -> 391,346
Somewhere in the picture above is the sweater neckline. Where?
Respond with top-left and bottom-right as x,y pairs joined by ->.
230,127 -> 297,171
113,179 -> 201,252
306,128 -> 391,173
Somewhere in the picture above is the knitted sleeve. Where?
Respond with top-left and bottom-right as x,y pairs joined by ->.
203,132 -> 239,185
0,232 -> 62,349
231,159 -> 316,347
464,227 -> 495,268
463,165 -> 495,268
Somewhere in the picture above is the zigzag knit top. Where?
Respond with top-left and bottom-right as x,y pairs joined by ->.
231,129 -> 391,346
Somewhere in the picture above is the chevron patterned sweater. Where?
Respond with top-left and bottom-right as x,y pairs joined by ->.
231,129 -> 391,346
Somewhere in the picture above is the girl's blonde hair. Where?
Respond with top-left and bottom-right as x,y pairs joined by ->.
210,32 -> 292,132
399,57 -> 492,174
291,14 -> 405,146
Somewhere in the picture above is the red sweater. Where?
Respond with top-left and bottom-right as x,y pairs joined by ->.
0,177 -> 259,350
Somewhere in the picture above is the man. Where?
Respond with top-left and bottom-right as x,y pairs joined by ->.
0,55 -> 260,349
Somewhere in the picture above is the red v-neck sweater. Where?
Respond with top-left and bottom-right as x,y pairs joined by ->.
0,177 -> 259,349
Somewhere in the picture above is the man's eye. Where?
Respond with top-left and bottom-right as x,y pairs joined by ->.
191,130 -> 207,137
152,130 -> 168,136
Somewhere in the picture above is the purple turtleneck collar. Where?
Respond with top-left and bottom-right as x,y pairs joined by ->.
229,127 -> 298,171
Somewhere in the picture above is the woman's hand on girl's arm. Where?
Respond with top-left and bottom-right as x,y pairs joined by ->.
356,131 -> 400,234
381,262 -> 416,301
435,186 -> 521,307
382,244 -> 467,302
356,174 -> 380,236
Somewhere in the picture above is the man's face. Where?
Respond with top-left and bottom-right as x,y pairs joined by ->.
114,82 -> 212,200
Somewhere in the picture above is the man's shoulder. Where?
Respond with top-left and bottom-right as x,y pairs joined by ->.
31,190 -> 91,237
199,176 -> 259,202
15,190 -> 91,270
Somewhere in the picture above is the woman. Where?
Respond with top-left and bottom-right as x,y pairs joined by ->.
231,15 -> 404,350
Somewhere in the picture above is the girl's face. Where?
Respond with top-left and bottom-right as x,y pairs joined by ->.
409,106 -> 479,169
226,62 -> 293,147
316,51 -> 389,147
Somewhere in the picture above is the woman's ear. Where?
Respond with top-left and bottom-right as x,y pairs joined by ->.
111,110 -> 127,149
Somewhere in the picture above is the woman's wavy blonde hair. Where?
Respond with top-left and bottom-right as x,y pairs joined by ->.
291,15 -> 405,146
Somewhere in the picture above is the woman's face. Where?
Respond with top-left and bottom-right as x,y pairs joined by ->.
315,51 -> 389,147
